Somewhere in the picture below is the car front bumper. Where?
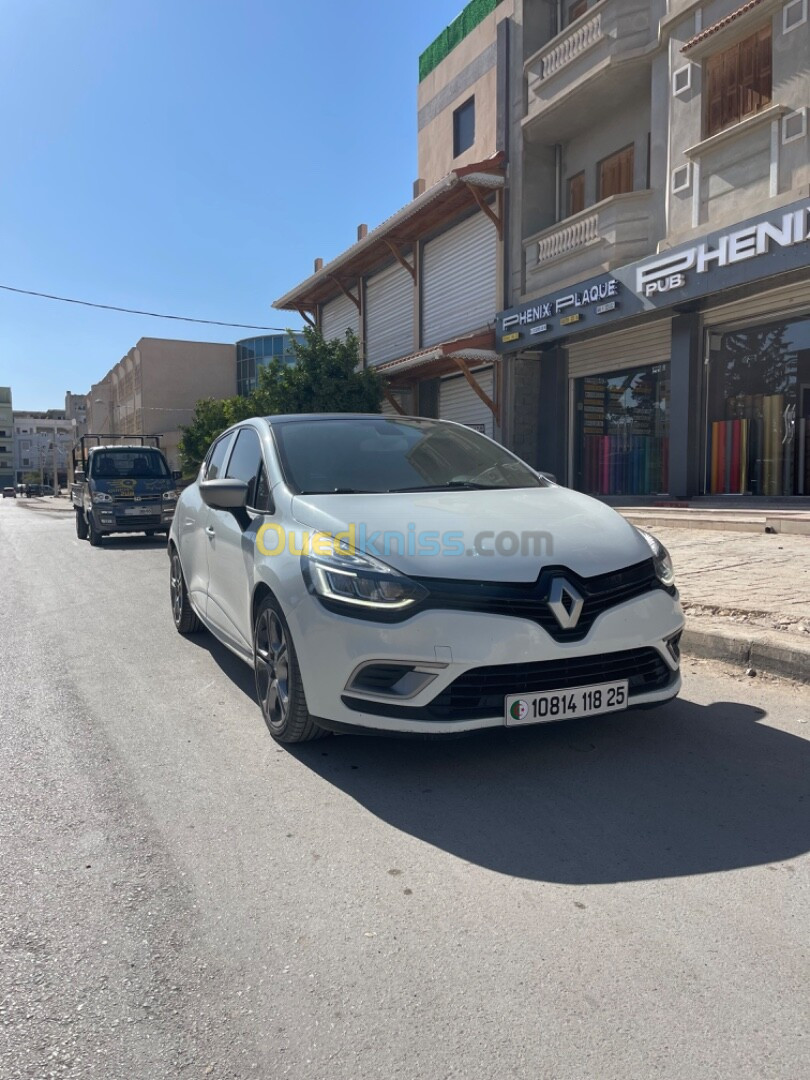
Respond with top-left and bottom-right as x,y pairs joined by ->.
93,504 -> 176,533
287,588 -> 684,735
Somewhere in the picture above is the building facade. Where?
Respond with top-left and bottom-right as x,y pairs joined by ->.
0,388 -> 13,488
13,411 -> 73,488
85,338 -> 236,471
236,334 -> 304,397
274,1 -> 512,436
498,0 -> 810,501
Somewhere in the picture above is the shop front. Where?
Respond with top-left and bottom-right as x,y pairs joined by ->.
498,199 -> 810,500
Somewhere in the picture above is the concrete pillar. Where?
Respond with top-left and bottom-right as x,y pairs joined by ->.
668,311 -> 702,497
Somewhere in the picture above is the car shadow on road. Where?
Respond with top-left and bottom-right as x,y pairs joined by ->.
184,631 -> 257,701
290,698 -> 810,884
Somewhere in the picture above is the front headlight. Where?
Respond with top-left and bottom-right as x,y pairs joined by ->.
302,532 -> 427,611
637,528 -> 675,587
92,491 -> 113,504
162,490 -> 178,503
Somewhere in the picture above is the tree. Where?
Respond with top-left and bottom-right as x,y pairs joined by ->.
178,329 -> 382,475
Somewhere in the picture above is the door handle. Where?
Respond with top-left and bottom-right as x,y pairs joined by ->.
205,526 -> 215,538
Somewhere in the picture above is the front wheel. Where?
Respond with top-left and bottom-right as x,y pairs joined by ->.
88,515 -> 102,546
253,596 -> 326,743
75,509 -> 88,540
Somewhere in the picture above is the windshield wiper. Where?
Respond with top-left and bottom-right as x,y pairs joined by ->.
297,487 -> 379,495
387,481 -> 513,492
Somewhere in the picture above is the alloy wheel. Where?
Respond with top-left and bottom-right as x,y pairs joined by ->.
255,608 -> 290,728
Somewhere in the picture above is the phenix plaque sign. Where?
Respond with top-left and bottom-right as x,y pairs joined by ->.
496,200 -> 810,353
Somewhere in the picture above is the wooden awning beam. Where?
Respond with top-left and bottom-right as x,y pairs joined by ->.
464,183 -> 503,240
382,388 -> 406,415
330,276 -> 361,310
383,239 -> 416,282
294,305 -> 316,329
451,355 -> 500,425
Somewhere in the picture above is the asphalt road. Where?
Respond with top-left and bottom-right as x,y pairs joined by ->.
1,500 -> 808,1080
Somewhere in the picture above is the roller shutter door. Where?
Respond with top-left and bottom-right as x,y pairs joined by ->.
439,367 -> 495,437
321,293 -> 359,342
702,281 -> 809,328
366,262 -> 413,366
567,318 -> 672,379
422,212 -> 497,347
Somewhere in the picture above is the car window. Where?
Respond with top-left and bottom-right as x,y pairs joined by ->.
271,417 -> 543,494
225,427 -> 267,508
205,432 -> 235,480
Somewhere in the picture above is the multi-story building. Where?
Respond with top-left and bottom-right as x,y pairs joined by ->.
0,388 -> 14,488
64,391 -> 88,440
498,0 -> 810,500
85,338 -> 235,471
13,411 -> 74,488
274,1 -> 512,436
236,334 -> 305,397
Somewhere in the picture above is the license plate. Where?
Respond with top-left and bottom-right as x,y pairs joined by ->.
505,680 -> 629,726
124,506 -> 154,515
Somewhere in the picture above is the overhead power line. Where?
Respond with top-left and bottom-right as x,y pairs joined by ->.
0,283 -> 290,331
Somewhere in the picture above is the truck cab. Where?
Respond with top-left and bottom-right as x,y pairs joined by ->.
71,435 -> 180,546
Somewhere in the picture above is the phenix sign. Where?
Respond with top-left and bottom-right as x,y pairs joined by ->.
637,206 -> 810,297
502,278 -> 619,332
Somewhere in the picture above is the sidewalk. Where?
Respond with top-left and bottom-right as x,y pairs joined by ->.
647,526 -> 810,684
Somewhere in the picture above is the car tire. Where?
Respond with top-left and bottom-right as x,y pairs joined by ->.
75,509 -> 88,540
88,515 -> 102,547
253,595 -> 326,744
170,549 -> 203,634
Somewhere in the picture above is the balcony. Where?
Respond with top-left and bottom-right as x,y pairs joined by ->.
523,190 -> 656,293
524,0 -> 654,140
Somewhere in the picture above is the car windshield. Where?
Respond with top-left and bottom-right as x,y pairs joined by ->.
271,417 -> 545,494
93,450 -> 170,479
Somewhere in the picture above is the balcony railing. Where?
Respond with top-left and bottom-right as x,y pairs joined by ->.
523,190 -> 656,290
540,9 -> 603,80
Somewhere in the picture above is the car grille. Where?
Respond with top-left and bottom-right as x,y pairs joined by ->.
113,513 -> 162,527
342,647 -> 673,723
413,558 -> 663,642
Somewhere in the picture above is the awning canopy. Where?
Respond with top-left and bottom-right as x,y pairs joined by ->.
273,154 -> 505,312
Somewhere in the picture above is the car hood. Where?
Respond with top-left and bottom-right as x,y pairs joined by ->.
289,486 -> 652,582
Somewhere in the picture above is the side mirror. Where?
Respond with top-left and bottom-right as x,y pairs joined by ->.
537,471 -> 557,484
172,471 -> 181,482
200,479 -> 248,511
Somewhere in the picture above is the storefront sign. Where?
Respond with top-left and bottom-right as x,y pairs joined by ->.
496,200 -> 810,354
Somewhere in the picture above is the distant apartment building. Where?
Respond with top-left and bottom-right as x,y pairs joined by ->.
498,0 -> 810,500
64,391 -> 88,439
13,411 -> 73,488
0,387 -> 13,487
274,1 -> 512,437
85,338 -> 236,471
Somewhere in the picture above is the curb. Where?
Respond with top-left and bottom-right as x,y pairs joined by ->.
681,625 -> 810,684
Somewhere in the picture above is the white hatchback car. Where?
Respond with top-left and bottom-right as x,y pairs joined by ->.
169,414 -> 683,743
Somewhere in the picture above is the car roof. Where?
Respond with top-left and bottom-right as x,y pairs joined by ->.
263,413 -> 427,425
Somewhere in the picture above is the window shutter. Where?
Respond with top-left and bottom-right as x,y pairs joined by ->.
756,26 -> 772,109
706,54 -> 723,137
722,47 -> 739,132
568,173 -> 585,215
739,35 -> 756,117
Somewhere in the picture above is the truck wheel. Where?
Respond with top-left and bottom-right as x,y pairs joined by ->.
170,550 -> 202,634
88,515 -> 103,547
75,509 -> 88,540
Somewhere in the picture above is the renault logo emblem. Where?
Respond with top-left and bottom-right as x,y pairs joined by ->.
548,578 -> 584,629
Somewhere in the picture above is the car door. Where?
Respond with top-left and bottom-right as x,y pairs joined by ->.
204,425 -> 271,655
179,430 -> 236,617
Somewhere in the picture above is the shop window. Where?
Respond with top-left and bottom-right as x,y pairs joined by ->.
597,145 -> 634,201
575,365 -> 670,496
453,97 -> 475,158
704,26 -> 772,138
567,172 -> 585,216
705,315 -> 809,496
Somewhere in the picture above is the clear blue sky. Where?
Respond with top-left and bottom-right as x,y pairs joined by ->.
0,0 -> 467,410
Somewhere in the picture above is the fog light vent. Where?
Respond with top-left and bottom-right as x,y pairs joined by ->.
346,662 -> 442,700
666,631 -> 682,663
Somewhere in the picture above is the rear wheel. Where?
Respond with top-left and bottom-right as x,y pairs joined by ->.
88,515 -> 102,546
75,509 -> 88,540
170,550 -> 202,634
254,595 -> 326,743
